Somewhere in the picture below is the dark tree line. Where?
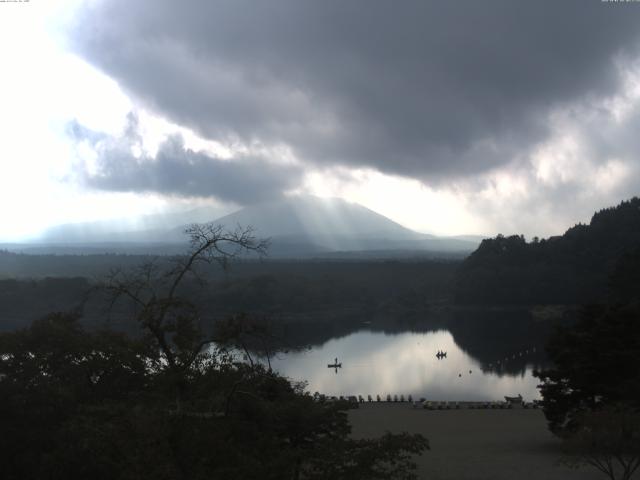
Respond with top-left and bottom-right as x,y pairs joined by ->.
455,197 -> 640,305
0,252 -> 458,334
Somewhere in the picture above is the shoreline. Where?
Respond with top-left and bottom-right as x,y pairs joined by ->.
348,403 -> 601,480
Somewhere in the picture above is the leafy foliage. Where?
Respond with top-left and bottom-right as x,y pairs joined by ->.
535,253 -> 640,480
535,304 -> 640,435
561,406 -> 640,480
0,313 -> 427,479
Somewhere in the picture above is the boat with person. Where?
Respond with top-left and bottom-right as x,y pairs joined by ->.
327,357 -> 342,371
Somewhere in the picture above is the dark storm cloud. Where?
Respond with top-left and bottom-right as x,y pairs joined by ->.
69,116 -> 303,204
68,0 -> 640,180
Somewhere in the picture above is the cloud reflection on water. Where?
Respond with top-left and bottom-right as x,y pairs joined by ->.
271,330 -> 541,401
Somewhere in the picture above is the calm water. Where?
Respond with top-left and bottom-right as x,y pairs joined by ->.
269,329 -> 543,402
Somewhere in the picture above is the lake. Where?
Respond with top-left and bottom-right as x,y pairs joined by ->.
269,328 -> 545,402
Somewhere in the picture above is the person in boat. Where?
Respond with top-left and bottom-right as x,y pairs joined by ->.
328,358 -> 341,368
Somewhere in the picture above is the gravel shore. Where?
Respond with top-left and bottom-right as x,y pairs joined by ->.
349,403 -> 602,480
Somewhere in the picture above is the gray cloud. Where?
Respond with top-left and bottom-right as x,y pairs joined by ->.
68,0 -> 640,181
461,90 -> 640,237
69,114 -> 303,204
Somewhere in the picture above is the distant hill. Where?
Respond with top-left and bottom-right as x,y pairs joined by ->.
200,196 -> 479,256
35,205 -> 229,244
26,196 -> 480,257
455,197 -> 640,305
211,196 -> 418,239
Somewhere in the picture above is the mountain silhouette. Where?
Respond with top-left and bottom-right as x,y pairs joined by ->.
21,196 -> 480,257
191,196 -> 480,256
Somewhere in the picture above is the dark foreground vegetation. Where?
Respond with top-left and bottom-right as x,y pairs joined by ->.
0,225 -> 427,480
535,246 -> 640,480
0,313 -> 427,480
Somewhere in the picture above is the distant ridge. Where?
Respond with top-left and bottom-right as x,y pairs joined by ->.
208,196 -> 419,238
34,205 -> 229,244
200,196 -> 478,256
455,196 -> 640,305
19,196 -> 480,257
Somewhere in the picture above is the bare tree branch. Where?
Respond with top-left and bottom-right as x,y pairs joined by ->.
96,223 -> 268,413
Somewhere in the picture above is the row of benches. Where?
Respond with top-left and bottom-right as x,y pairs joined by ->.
415,400 -> 540,410
312,393 -> 541,409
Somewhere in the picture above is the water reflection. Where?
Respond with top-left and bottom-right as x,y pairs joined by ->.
270,330 -> 543,402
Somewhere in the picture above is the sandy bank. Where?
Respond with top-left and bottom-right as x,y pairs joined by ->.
349,403 -> 602,480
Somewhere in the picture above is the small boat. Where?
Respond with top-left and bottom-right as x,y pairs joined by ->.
328,357 -> 342,369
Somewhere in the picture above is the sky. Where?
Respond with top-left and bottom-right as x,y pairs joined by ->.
2,0 -> 640,241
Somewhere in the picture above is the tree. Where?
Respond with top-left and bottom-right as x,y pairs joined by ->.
535,302 -> 640,480
214,312 -> 278,370
0,314 -> 429,479
455,197 -> 640,306
536,304 -> 640,434
100,223 -> 268,412
561,405 -> 640,480
0,312 -> 153,480
608,247 -> 640,305
0,223 -> 429,479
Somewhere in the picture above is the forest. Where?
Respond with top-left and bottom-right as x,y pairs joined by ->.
455,197 -> 640,305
